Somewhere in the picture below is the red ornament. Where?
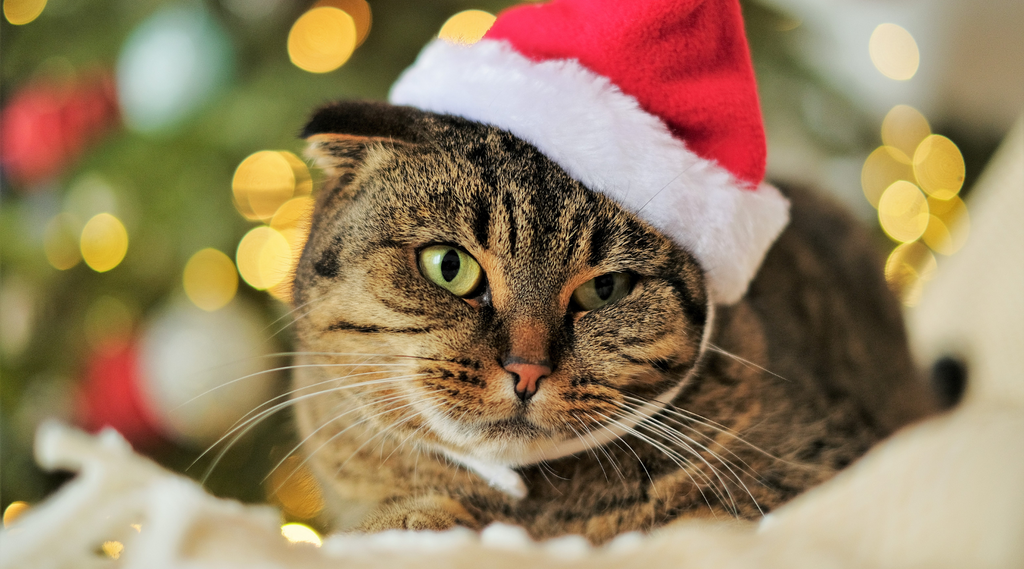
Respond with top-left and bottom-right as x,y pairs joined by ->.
0,71 -> 119,187
78,343 -> 167,449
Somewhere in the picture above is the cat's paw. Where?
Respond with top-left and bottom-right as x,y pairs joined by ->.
358,495 -> 480,532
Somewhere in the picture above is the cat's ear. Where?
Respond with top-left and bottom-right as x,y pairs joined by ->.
302,101 -> 428,177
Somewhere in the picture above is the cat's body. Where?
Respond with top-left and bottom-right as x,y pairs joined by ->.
289,102 -> 936,543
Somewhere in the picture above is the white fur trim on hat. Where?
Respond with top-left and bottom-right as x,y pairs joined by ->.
390,39 -> 789,304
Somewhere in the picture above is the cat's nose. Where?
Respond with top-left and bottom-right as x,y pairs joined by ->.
504,361 -> 551,402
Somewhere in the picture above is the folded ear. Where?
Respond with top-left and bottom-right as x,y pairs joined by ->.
302,101 -> 429,178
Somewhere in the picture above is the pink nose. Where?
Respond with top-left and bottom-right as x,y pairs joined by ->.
504,362 -> 551,402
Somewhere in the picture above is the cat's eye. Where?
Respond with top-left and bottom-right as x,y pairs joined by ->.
418,245 -> 484,297
571,273 -> 632,311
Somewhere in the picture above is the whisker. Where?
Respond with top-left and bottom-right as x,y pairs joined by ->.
226,365 -> 418,431
222,372 -> 427,448
265,390 -> 417,487
564,420 -> 608,480
379,421 -> 429,469
610,403 -> 730,500
326,397 -> 445,482
275,392 -> 444,492
574,415 -> 626,483
624,395 -> 795,466
175,363 -> 411,412
193,374 -> 426,477
613,400 -> 744,515
706,343 -> 792,383
261,296 -> 322,336
592,410 -> 723,513
655,413 -> 771,483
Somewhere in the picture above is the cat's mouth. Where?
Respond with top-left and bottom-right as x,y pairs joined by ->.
419,403 -> 567,464
480,417 -> 546,439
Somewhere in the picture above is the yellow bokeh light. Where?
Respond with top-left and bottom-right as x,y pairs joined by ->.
923,196 -> 970,256
3,0 -> 47,25
913,134 -> 965,200
271,196 -> 315,249
80,213 -> 128,273
44,213 -> 82,270
84,296 -> 134,354
885,241 -> 936,307
869,23 -> 920,81
234,151 -> 296,222
439,10 -> 496,45
268,456 -> 326,520
314,0 -> 372,46
233,151 -> 311,222
281,523 -> 323,547
861,146 -> 914,208
288,7 -> 357,73
881,105 -> 930,162
236,226 -> 293,290
102,541 -> 124,559
878,180 -> 929,243
279,151 -> 313,197
264,197 -> 315,304
3,501 -> 29,527
183,248 -> 239,312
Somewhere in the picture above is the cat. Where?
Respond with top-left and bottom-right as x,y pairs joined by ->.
286,100 -> 938,544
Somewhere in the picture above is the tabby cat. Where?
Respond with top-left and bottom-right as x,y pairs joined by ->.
287,100 -> 937,544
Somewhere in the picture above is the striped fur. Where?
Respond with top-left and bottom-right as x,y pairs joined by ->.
288,102 -> 936,543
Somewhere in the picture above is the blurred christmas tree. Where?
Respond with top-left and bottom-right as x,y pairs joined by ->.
0,0 -> 901,530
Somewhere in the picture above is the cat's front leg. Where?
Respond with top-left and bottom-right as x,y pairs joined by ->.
358,495 -> 481,532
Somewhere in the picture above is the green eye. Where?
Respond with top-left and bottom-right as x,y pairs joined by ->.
572,273 -> 632,311
418,245 -> 483,297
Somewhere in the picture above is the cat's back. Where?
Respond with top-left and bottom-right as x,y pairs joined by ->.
745,184 -> 937,435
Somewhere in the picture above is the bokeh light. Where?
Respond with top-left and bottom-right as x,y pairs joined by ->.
3,0 -> 46,25
913,134 -> 965,200
869,23 -> 920,81
3,501 -> 29,527
236,226 -> 292,291
267,196 -> 314,302
438,10 -> 496,45
281,523 -> 322,547
923,196 -> 970,256
878,180 -> 929,243
268,456 -> 326,520
288,7 -> 357,73
315,0 -> 372,46
44,213 -> 83,270
881,105 -> 930,161
183,248 -> 238,312
885,241 -> 936,307
775,17 -> 802,32
116,6 -> 234,134
84,295 -> 135,354
270,196 -> 314,256
80,213 -> 128,273
861,146 -> 914,208
102,541 -> 124,559
232,151 -> 311,222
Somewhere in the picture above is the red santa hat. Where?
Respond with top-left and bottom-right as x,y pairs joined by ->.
390,0 -> 789,304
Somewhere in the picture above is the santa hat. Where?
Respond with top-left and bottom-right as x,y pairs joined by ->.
390,0 -> 789,304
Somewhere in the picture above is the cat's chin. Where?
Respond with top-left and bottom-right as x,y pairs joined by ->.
421,411 -> 569,466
